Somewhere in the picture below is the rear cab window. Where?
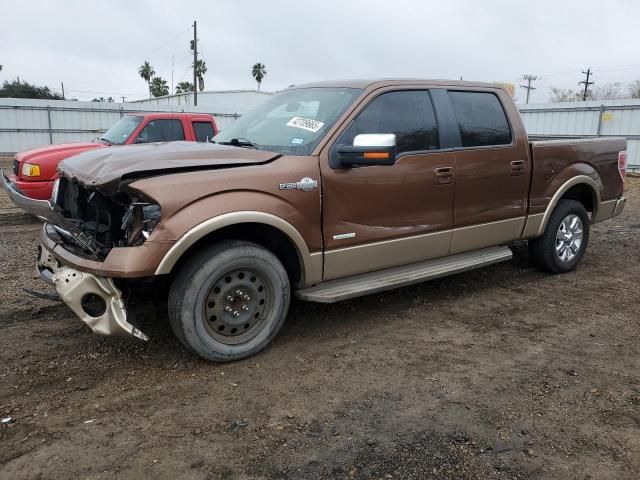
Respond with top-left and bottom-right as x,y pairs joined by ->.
136,119 -> 185,143
193,121 -> 215,142
448,91 -> 512,147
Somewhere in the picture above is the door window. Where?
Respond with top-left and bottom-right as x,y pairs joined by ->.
336,90 -> 439,155
192,121 -> 215,142
448,91 -> 511,147
137,119 -> 185,143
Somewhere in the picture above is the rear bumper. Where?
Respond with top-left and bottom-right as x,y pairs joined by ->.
37,245 -> 148,341
612,197 -> 626,218
8,174 -> 55,200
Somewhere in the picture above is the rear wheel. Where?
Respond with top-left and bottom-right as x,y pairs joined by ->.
168,240 -> 290,362
529,199 -> 590,274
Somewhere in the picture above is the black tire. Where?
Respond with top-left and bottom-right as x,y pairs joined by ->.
168,240 -> 290,362
529,199 -> 590,274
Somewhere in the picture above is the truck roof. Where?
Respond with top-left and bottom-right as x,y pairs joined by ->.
291,78 -> 506,91
127,112 -> 215,121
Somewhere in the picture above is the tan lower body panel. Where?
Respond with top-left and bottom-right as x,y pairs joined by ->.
596,199 -> 618,222
323,230 -> 452,281
297,246 -> 513,303
449,217 -> 525,255
521,213 -> 544,239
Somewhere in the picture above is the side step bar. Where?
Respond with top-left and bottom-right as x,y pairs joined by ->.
296,246 -> 512,303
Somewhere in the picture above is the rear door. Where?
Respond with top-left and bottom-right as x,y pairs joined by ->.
436,89 -> 530,253
320,88 -> 456,280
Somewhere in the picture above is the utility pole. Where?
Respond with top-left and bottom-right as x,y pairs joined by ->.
579,68 -> 594,101
61,81 -> 65,100
192,20 -> 198,106
121,96 -> 126,103
520,74 -> 538,104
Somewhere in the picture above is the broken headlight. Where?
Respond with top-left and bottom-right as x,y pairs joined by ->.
121,203 -> 161,246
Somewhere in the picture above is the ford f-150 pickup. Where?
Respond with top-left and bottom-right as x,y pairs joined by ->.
9,112 -> 217,200
1,79 -> 627,362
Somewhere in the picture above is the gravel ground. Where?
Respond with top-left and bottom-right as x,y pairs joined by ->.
0,178 -> 639,480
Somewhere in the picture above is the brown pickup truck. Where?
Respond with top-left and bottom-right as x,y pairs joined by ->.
1,79 -> 628,362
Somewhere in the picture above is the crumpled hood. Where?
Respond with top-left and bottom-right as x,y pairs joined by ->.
59,141 -> 281,193
17,142 -> 105,163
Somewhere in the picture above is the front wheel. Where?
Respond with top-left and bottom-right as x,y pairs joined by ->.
168,240 -> 290,362
529,199 -> 590,274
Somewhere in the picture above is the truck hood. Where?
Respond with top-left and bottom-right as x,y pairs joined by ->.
16,142 -> 105,164
59,141 -> 281,194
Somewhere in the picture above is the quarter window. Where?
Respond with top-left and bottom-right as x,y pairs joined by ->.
448,91 -> 511,147
337,90 -> 439,155
192,121 -> 215,142
137,119 -> 185,143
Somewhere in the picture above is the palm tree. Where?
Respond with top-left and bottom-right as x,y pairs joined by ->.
251,63 -> 267,91
194,59 -> 207,92
149,77 -> 169,97
175,81 -> 194,94
138,61 -> 155,98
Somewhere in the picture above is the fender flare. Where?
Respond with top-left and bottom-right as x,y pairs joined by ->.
532,175 -> 601,237
154,211 -> 322,285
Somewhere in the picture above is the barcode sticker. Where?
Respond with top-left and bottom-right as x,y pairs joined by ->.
286,117 -> 325,133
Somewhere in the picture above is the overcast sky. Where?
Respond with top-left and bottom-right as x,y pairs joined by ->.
2,0 -> 639,104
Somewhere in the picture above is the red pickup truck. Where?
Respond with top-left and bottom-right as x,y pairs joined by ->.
10,112 -> 218,200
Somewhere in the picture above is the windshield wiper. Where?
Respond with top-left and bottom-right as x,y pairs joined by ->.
99,137 -> 113,145
217,138 -> 261,150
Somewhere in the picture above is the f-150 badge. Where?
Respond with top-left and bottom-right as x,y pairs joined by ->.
279,177 -> 318,192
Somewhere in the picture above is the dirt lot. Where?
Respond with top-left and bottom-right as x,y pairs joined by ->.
1,167 -> 639,479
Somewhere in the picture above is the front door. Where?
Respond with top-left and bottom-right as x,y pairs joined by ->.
319,88 -> 456,281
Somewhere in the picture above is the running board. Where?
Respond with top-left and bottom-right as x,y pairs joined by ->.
296,246 -> 512,303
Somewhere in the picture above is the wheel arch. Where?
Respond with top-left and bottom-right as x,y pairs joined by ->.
535,175 -> 601,237
155,211 -> 322,286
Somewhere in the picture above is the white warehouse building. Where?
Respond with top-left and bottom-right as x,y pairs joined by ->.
128,90 -> 272,130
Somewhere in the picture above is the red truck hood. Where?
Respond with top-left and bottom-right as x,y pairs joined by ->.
59,141 -> 281,194
16,142 -> 105,164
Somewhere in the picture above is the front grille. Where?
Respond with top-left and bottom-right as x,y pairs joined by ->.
13,158 -> 19,176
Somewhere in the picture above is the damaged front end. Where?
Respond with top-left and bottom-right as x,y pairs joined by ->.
49,175 -> 162,260
1,170 -> 155,341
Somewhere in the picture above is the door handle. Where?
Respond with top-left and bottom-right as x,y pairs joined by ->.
434,166 -> 453,184
511,160 -> 526,176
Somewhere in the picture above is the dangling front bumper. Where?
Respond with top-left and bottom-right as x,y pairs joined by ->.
37,245 -> 148,341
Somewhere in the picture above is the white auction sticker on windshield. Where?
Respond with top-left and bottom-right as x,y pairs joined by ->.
286,117 -> 325,133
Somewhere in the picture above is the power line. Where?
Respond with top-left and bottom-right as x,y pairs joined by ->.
520,74 -> 538,104
579,68 -> 595,101
73,25 -> 192,88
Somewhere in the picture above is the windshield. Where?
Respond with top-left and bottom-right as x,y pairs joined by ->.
213,87 -> 362,155
100,115 -> 144,145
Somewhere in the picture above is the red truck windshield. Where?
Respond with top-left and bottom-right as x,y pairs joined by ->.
100,116 -> 143,145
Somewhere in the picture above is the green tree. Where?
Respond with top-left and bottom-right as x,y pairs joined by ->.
251,62 -> 267,91
149,77 -> 169,97
0,78 -> 63,99
175,81 -> 194,94
138,61 -> 155,98
194,59 -> 207,92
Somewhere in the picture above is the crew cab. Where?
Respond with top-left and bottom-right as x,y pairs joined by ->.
1,79 -> 627,362
9,112 -> 217,199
